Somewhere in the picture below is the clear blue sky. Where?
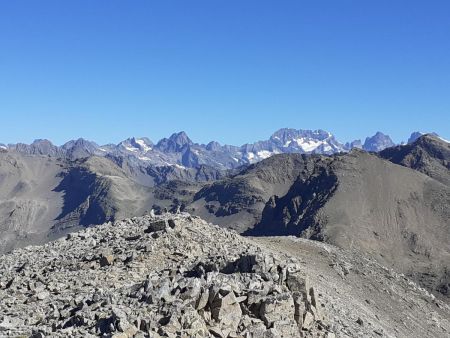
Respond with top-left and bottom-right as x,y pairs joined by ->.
0,1 -> 449,146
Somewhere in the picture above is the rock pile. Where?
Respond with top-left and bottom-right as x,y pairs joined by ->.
0,214 -> 333,337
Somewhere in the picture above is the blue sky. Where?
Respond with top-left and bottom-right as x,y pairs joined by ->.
0,1 -> 449,146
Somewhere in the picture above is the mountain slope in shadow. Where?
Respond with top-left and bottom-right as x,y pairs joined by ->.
189,149 -> 450,299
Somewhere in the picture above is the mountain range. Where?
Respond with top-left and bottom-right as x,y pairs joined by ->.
1,129 -> 442,170
0,130 -> 449,303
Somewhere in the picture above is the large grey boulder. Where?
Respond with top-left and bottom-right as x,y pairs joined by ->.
259,293 -> 296,327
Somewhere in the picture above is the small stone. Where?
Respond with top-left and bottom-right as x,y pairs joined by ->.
124,235 -> 141,241
302,311 -> 314,330
144,220 -> 168,233
30,333 -> 45,338
209,326 -> 225,338
36,290 -> 50,300
112,325 -> 138,338
100,253 -> 114,267
196,288 -> 209,310
4,278 -> 14,289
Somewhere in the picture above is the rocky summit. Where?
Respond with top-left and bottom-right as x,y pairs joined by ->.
0,213 -> 449,338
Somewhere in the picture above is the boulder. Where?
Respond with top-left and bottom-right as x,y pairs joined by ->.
195,287 -> 209,310
100,252 -> 114,267
272,320 -> 300,336
144,220 -> 168,233
302,311 -> 314,330
259,293 -> 295,327
286,272 -> 308,296
292,291 -> 306,327
308,287 -> 323,321
211,291 -> 242,333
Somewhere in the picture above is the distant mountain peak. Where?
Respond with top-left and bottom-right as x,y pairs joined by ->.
407,131 -> 440,144
363,132 -> 394,152
270,128 -> 332,142
168,131 -> 193,145
345,140 -> 363,150
63,138 -> 98,148
206,141 -> 221,151
268,128 -> 339,154
32,139 -> 54,146
119,137 -> 153,153
156,131 -> 193,153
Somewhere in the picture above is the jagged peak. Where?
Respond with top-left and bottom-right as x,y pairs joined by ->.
168,131 -> 193,145
62,138 -> 99,151
363,132 -> 395,152
206,140 -> 221,151
270,128 -> 332,141
31,139 -> 55,146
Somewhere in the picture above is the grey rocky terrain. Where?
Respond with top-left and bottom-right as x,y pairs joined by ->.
1,213 -> 449,337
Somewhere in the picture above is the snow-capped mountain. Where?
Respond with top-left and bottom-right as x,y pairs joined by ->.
2,129 -> 444,170
270,128 -> 345,153
238,129 -> 346,163
118,137 -> 153,153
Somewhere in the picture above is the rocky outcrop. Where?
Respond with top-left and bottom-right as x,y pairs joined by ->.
0,214 -> 332,337
1,214 -> 449,337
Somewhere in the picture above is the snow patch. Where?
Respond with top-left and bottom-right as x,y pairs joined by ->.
124,146 -> 138,152
438,136 -> 450,143
294,138 -> 324,152
257,150 -> 274,159
136,139 -> 152,152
